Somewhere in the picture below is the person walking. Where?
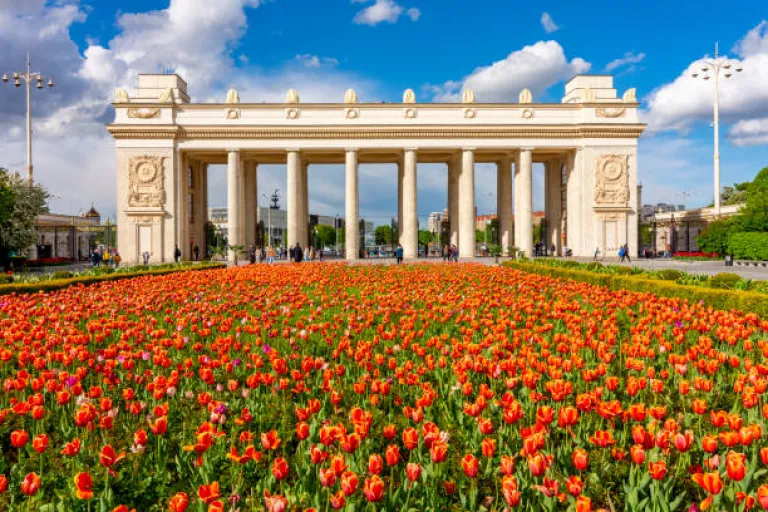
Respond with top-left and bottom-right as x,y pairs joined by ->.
113,252 -> 122,267
142,251 -> 151,265
294,243 -> 303,263
593,247 -> 600,261
174,244 -> 181,263
193,245 -> 200,261
451,244 -> 459,262
267,245 -> 275,263
308,246 -> 315,262
623,243 -> 632,262
395,244 -> 404,264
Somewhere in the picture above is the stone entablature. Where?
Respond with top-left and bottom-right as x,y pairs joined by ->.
108,74 -> 644,264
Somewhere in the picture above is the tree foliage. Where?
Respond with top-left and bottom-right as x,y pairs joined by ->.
696,217 -> 735,255
737,166 -> 768,232
418,229 -> 433,246
374,225 -> 394,246
314,224 -> 337,249
0,169 -> 49,256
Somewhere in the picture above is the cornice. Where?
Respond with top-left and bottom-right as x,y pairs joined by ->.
113,101 -> 641,110
106,124 -> 646,140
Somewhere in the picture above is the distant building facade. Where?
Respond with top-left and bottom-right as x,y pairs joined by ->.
30,206 -> 104,261
643,203 -> 743,253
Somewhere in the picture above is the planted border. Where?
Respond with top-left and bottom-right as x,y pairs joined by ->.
0,262 -> 226,296
502,260 -> 768,317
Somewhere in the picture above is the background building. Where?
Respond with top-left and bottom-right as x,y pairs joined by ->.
30,206 -> 106,261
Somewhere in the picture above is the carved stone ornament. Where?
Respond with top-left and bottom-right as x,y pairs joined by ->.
403,89 -> 416,104
594,154 -> 630,206
522,108 -> 534,119
131,215 -> 159,224
518,88 -> 532,104
285,89 -> 300,104
226,89 -> 240,104
127,108 -> 161,119
462,89 -> 475,104
225,108 -> 241,120
286,108 -> 300,119
464,108 -> 476,119
345,108 -> 360,119
623,88 -> 637,102
403,108 -> 418,119
115,88 -> 129,103
596,107 -> 626,118
344,89 -> 358,104
157,88 -> 174,103
128,156 -> 165,208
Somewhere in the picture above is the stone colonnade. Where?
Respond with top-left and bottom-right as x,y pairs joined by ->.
210,147 -> 542,262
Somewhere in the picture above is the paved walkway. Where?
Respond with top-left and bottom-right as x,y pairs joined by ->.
544,256 -> 768,280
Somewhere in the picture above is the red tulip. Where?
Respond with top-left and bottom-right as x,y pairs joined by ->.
649,460 -> 667,480
368,453 -> 383,475
406,463 -> 422,482
198,482 -> 220,504
264,490 -> 288,512
0,475 -> 7,494
11,430 -> 28,448
74,472 -> 94,500
385,444 -> 399,466
692,471 -> 723,495
20,473 -> 41,496
341,471 -> 358,496
726,451 -> 746,481
32,434 -> 49,454
272,457 -> 289,480
757,485 -> 768,510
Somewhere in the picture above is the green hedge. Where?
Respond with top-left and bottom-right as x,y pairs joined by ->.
502,261 -> 768,317
0,263 -> 226,296
728,232 -> 768,261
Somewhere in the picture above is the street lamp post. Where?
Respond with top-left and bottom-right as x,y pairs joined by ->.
691,43 -> 743,218
2,52 -> 55,185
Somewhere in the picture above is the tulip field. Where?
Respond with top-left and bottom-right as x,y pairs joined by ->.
1,263 -> 768,512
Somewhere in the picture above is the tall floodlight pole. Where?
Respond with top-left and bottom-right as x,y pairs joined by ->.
2,52 -> 55,185
691,42 -> 743,217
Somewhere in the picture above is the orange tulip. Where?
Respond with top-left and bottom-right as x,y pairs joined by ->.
576,495 -> 592,512
572,448 -> 588,471
32,434 -> 49,454
757,485 -> 768,510
11,430 -> 28,448
726,451 -> 747,481
341,471 -> 358,495
406,463 -> 422,482
692,471 -> 723,495
272,457 -> 289,480
0,475 -> 7,494
462,454 -> 479,478
649,460 -> 667,480
385,444 -> 399,466
168,492 -> 189,512
363,475 -> 385,502
368,453 -> 383,475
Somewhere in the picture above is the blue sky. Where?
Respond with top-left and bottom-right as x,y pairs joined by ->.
1,0 -> 767,224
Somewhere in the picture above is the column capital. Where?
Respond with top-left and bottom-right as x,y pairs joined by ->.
403,147 -> 418,153
226,148 -> 240,154
285,149 -> 300,155
344,148 -> 359,153
519,146 -> 535,152
462,147 -> 476,152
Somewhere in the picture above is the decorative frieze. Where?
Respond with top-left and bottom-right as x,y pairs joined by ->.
128,156 -> 165,208
594,154 -> 630,206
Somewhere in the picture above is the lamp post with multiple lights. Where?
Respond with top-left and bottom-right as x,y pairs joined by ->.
691,43 -> 743,217
2,52 -> 55,185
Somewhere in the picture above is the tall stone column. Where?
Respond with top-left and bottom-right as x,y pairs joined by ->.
518,148 -> 534,258
227,150 -> 243,262
448,155 -> 459,247
300,160 -> 309,247
397,159 -> 404,242
244,162 -> 257,250
459,148 -> 475,258
345,149 -> 359,260
286,150 -> 300,252
402,148 -> 418,259
497,157 -> 513,255
177,152 -> 190,260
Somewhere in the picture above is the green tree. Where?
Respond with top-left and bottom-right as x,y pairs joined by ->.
0,169 -> 49,260
374,225 -> 394,246
737,166 -> 768,232
696,217 -> 736,255
315,224 -> 336,249
418,229 -> 433,246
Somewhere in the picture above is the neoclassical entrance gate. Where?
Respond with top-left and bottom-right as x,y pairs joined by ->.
108,74 -> 644,264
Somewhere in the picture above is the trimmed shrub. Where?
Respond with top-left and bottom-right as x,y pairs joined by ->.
0,274 -> 13,284
709,273 -> 743,290
585,262 -> 603,271
728,232 -> 768,261
657,269 -> 683,281
0,263 -> 226,296
613,266 -> 633,275
51,271 -> 74,279
501,260 -> 768,317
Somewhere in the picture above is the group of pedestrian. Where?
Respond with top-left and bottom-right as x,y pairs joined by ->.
442,245 -> 460,262
618,243 -> 632,262
289,243 -> 321,263
91,247 -> 122,267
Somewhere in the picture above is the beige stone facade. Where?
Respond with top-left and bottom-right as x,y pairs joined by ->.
108,74 -> 644,263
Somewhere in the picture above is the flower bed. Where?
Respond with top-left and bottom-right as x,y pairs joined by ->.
24,257 -> 75,267
0,263 -> 767,511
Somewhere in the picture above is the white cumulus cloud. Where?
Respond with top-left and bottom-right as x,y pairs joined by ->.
428,40 -> 590,102
353,0 -> 419,26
